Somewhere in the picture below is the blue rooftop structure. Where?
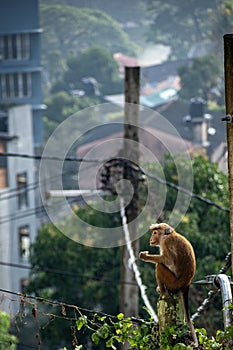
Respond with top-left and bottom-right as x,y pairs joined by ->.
0,0 -> 44,146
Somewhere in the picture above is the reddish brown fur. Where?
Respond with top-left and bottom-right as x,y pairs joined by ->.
139,223 -> 198,347
139,223 -> 196,291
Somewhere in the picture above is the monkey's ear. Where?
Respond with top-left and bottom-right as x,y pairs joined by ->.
165,228 -> 171,235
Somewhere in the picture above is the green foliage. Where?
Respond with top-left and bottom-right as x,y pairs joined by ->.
43,45 -> 124,141
0,311 -> 17,350
40,4 -> 136,55
159,325 -> 193,349
209,0 -> 233,44
216,325 -> 233,348
178,55 -> 221,101
196,328 -> 223,349
40,0 -> 146,24
43,91 -> 99,140
75,312 -> 155,349
40,4 -> 137,83
26,211 -> 121,348
147,0 -> 219,59
176,155 -> 230,276
146,1 -> 230,104
141,154 -> 230,333
159,154 -> 229,256
54,46 -> 123,96
44,91 -> 96,123
75,313 -> 233,349
26,154 -> 231,347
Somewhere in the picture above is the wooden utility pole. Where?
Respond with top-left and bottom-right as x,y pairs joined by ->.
223,34 -> 233,275
120,66 -> 140,318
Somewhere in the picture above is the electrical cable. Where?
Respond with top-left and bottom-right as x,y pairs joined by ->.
0,205 -> 46,224
141,167 -> 230,213
0,152 -> 230,213
0,287 -> 145,324
0,151 -> 104,163
0,191 -> 91,223
0,169 -> 72,201
0,260 -> 143,287
0,187 -> 83,223
0,174 -> 229,226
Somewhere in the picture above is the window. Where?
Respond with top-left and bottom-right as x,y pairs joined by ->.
1,72 -> 32,99
0,141 -> 7,188
17,172 -> 28,209
0,33 -> 30,61
19,225 -> 30,261
0,115 -> 7,132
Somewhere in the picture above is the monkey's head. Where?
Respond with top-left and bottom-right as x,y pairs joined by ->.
149,223 -> 174,246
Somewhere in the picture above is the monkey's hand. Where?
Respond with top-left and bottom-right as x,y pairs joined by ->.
139,251 -> 150,261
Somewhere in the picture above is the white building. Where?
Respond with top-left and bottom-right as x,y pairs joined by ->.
0,105 -> 36,314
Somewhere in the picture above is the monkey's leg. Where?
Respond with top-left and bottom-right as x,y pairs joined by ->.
155,267 -> 166,293
156,263 -> 180,292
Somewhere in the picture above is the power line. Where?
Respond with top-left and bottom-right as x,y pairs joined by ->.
0,189 -> 81,223
0,191 -> 93,223
0,170 -> 71,201
0,151 -> 229,213
103,160 -> 230,213
0,287 -> 145,325
141,167 -> 230,213
0,152 -> 103,163
0,154 -> 229,224
0,260 -> 147,288
100,157 -> 230,213
0,196 -> 74,224
0,184 -> 38,202
0,205 -> 46,224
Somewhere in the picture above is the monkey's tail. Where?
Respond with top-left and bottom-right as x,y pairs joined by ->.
180,286 -> 198,348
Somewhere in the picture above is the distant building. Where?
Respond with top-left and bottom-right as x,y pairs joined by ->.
0,0 -> 44,313
105,60 -> 186,109
0,0 -> 45,147
0,105 -> 37,313
105,59 -> 227,171
113,53 -> 138,76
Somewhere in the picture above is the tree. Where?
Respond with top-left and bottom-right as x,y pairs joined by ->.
40,5 -> 137,84
43,46 -> 124,142
40,0 -> 147,24
177,54 -> 222,101
146,0 -> 219,59
43,91 -> 99,140
209,0 -> 233,51
0,311 -> 17,350
147,154 -> 230,280
158,154 -> 230,334
44,91 -> 98,124
24,154 -> 230,347
54,46 -> 123,96
26,209 -> 121,349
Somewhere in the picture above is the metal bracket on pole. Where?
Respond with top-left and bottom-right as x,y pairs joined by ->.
195,274 -> 233,328
221,115 -> 233,123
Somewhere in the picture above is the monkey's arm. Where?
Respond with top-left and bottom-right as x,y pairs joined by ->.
139,251 -> 164,264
